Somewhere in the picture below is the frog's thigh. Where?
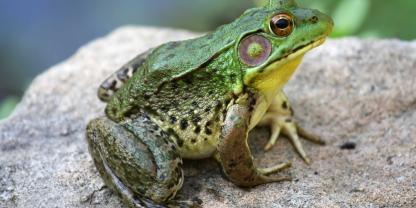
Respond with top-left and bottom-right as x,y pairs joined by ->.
86,116 -> 183,207
258,91 -> 325,164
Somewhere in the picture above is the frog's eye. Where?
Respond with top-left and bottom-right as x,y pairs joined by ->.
270,13 -> 294,37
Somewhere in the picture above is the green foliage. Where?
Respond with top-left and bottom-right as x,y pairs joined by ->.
0,96 -> 20,119
330,0 -> 370,37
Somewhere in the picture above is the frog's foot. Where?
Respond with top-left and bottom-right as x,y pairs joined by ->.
259,112 -> 325,164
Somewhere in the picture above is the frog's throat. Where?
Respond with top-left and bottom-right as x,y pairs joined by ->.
244,38 -> 326,101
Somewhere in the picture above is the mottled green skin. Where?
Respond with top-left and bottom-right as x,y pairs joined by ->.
105,9 -> 262,121
86,0 -> 333,207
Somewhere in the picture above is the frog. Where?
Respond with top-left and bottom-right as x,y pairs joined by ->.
86,0 -> 333,207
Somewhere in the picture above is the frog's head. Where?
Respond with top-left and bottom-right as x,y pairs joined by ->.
238,0 -> 333,97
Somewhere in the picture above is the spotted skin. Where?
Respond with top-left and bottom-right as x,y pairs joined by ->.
86,114 -> 201,207
98,49 -> 153,102
106,47 -> 241,160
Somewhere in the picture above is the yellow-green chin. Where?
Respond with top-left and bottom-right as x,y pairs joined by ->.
245,38 -> 327,99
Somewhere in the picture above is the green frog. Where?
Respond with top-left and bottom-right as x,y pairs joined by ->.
86,0 -> 333,207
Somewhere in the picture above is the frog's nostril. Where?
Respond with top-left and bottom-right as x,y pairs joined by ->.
310,16 -> 319,24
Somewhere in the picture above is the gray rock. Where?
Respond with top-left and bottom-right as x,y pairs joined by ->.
1,26 -> 415,208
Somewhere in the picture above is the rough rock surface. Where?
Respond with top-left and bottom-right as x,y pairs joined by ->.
1,26 -> 415,208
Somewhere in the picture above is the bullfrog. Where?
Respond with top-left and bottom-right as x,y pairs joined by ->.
86,0 -> 333,207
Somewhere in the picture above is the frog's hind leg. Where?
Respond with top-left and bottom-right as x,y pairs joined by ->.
258,91 -> 325,164
217,95 -> 291,187
98,49 -> 152,102
86,116 -> 200,208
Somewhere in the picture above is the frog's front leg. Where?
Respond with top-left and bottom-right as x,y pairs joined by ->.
258,91 -> 325,164
86,115 -> 200,208
217,95 -> 291,187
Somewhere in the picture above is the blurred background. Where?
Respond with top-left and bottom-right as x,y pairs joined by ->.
0,0 -> 415,119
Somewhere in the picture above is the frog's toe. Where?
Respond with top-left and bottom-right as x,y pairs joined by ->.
261,174 -> 292,183
282,122 -> 311,164
260,113 -> 290,151
263,120 -> 281,151
296,123 -> 326,145
257,162 -> 292,175
281,119 -> 326,164
260,112 -> 325,164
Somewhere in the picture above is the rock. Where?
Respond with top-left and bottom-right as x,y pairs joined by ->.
1,26 -> 415,208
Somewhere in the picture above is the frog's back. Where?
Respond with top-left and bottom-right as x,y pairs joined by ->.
104,7 -> 271,122
144,7 -> 269,88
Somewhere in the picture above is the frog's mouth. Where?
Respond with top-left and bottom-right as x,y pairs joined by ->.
280,38 -> 325,62
243,37 -> 326,97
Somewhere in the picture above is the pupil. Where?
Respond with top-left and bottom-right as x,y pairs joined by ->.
275,18 -> 289,29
